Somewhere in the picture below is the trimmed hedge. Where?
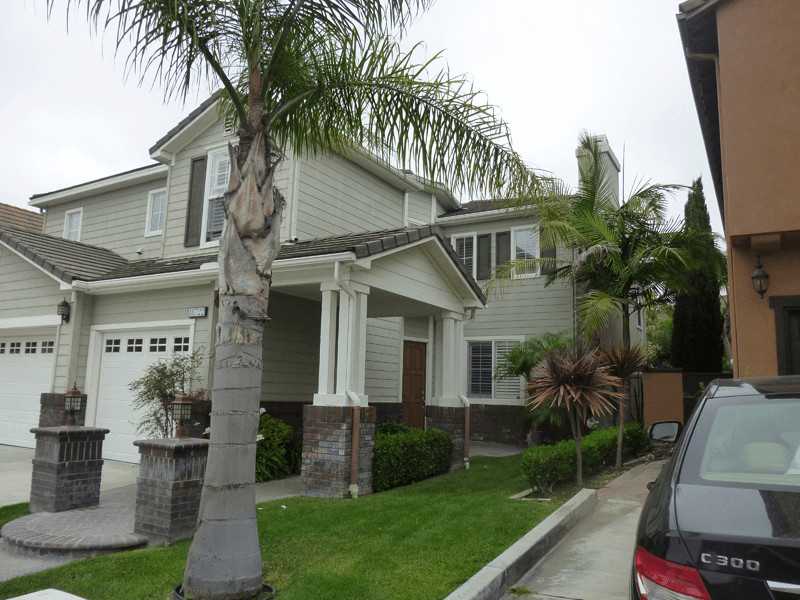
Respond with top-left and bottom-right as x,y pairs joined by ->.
255,413 -> 301,482
521,423 -> 650,492
373,428 -> 454,492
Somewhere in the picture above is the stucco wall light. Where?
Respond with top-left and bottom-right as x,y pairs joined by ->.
751,256 -> 770,299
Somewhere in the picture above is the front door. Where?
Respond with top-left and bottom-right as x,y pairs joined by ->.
402,342 -> 426,429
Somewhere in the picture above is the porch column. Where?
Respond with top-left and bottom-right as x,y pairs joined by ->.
429,311 -> 466,467
315,289 -> 338,397
431,311 -> 463,407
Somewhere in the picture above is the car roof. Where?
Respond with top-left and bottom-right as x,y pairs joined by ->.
710,375 -> 800,397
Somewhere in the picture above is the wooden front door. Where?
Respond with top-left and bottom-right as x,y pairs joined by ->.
402,342 -> 426,429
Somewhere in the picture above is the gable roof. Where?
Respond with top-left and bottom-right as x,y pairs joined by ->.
149,91 -> 221,158
0,225 -> 128,283
0,224 -> 485,304
0,203 -> 44,232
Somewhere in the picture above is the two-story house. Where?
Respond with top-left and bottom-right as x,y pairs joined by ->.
0,96 -> 636,497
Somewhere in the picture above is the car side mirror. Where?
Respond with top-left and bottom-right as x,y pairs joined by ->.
648,421 -> 683,443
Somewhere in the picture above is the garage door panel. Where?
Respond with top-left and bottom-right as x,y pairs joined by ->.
95,329 -> 190,462
0,334 -> 55,448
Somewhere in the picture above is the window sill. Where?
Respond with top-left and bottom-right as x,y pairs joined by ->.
144,230 -> 163,238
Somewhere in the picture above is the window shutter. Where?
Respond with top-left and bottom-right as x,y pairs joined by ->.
541,241 -> 557,275
496,231 -> 510,267
184,157 -> 207,247
494,341 -> 522,400
468,342 -> 493,396
476,234 -> 491,280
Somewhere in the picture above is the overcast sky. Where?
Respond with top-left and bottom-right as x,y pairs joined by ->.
0,0 -> 723,235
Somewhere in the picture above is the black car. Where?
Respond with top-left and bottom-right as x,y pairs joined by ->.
631,376 -> 800,599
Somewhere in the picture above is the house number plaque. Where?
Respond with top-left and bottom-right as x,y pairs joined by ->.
187,307 -> 208,318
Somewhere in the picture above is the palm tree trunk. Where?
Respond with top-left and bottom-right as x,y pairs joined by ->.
183,130 -> 284,600
568,408 -> 583,487
616,308 -> 633,468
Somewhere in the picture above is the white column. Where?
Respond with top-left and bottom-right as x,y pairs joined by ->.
432,311 -> 464,407
316,290 -> 337,396
335,290 -> 350,397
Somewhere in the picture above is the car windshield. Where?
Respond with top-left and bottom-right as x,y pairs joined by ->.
680,394 -> 800,489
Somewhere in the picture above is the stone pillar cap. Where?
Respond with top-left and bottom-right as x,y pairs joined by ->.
133,438 -> 210,450
30,426 -> 110,436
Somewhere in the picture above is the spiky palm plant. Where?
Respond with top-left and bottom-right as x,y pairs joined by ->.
47,2 -> 536,598
599,341 -> 649,468
526,338 -> 623,486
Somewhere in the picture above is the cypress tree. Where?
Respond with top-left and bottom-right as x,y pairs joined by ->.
670,178 -> 725,372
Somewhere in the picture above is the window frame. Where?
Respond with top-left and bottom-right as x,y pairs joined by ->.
464,336 -> 525,401
199,146 -> 231,249
63,207 -> 83,242
511,225 -> 540,279
145,188 -> 167,237
451,232 -> 478,279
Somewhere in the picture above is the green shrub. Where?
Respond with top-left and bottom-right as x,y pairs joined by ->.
373,428 -> 453,492
376,418 -> 412,435
521,423 -> 650,491
255,412 -> 298,482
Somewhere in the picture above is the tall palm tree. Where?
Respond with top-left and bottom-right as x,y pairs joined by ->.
48,2 -> 535,598
526,338 -> 623,486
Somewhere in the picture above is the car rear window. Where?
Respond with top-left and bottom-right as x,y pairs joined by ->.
679,395 -> 800,489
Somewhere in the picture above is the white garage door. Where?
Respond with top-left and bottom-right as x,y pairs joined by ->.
0,332 -> 56,448
95,329 -> 191,462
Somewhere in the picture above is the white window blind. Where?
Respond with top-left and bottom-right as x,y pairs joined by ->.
455,236 -> 475,277
514,229 -> 539,276
206,151 -> 230,242
468,340 -> 521,399
64,210 -> 81,241
147,191 -> 166,235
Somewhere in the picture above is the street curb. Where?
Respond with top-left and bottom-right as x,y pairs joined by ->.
443,488 -> 598,600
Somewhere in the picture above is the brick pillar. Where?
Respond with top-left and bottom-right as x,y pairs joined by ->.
133,438 -> 209,545
425,406 -> 465,467
301,405 -> 376,499
29,426 -> 109,513
38,392 -> 87,427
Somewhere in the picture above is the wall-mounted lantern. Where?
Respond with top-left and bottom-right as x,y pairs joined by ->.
171,393 -> 193,439
57,298 -> 71,323
64,383 -> 83,426
751,256 -> 770,299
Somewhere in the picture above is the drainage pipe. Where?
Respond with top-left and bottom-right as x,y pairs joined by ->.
458,308 -> 476,469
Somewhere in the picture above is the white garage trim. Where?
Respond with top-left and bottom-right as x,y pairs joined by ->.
0,315 -> 60,330
84,320 -> 195,430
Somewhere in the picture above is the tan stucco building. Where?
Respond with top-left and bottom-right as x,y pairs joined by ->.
678,0 -> 800,376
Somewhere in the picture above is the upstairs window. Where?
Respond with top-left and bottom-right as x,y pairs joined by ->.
64,208 -> 82,242
513,227 -> 539,277
451,234 -> 476,278
203,149 -> 230,243
146,189 -> 166,236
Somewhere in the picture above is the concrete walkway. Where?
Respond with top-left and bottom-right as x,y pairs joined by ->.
496,459 -> 666,600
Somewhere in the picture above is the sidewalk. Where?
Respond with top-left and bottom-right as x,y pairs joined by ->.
496,459 -> 665,600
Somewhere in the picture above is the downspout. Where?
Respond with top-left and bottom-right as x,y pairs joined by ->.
458,308 -> 476,469
334,261 -> 363,498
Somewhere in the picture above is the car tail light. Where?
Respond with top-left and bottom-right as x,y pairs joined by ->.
635,547 -> 711,600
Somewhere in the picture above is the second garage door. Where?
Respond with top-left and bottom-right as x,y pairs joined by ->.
95,329 -> 192,462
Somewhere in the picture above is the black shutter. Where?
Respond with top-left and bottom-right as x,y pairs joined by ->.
496,231 -> 510,267
184,157 -> 207,247
541,242 -> 557,275
476,234 -> 491,280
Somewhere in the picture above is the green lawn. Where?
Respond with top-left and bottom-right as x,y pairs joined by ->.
0,453 -> 565,600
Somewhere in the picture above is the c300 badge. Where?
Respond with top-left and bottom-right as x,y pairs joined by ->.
701,553 -> 760,572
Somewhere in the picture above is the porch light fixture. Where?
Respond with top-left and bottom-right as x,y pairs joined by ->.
57,298 -> 71,324
751,255 -> 770,299
171,393 -> 193,439
64,383 -> 83,426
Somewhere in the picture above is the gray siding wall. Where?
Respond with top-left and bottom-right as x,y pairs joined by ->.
295,153 -> 403,239
42,178 -> 168,260
0,250 -> 64,321
365,317 -> 401,404
259,291 -> 320,404
403,316 -> 430,340
406,191 -> 431,224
